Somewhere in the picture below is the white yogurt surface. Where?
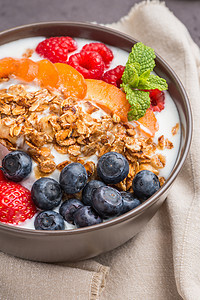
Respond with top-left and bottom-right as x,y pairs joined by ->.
0,37 -> 44,60
0,36 -> 181,229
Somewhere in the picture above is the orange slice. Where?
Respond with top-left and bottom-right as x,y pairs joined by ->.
13,58 -> 38,82
85,79 -> 130,122
37,59 -> 59,88
0,57 -> 18,78
55,63 -> 87,99
137,109 -> 159,137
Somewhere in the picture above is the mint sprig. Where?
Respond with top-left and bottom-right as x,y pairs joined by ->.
121,42 -> 168,121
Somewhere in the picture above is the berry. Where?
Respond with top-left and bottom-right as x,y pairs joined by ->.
59,198 -> 84,224
149,89 -> 165,112
59,163 -> 88,194
82,180 -> 106,206
34,211 -> 65,230
120,191 -> 141,214
68,51 -> 105,79
92,186 -> 123,219
31,177 -> 62,210
82,42 -> 113,68
74,206 -> 102,228
0,181 -> 36,224
2,150 -> 32,182
36,36 -> 77,63
97,152 -> 129,184
132,170 -> 160,201
102,65 -> 125,88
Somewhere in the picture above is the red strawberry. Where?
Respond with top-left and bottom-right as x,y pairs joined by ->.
0,181 -> 37,225
36,36 -> 78,63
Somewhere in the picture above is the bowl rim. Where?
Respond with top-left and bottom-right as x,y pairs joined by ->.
0,21 -> 193,235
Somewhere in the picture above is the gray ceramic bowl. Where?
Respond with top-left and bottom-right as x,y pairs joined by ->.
0,22 -> 192,262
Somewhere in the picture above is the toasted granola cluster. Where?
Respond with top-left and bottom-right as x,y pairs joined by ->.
0,84 -> 174,191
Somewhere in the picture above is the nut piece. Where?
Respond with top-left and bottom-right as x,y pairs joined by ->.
165,139 -> 174,149
38,159 -> 56,174
151,154 -> 166,169
139,164 -> 159,175
84,101 -> 99,114
56,160 -> 71,171
84,161 -> 96,177
172,123 -> 179,135
82,143 -> 97,156
159,176 -> 166,186
61,106 -> 77,123
158,135 -> 165,150
22,48 -> 34,58
68,145 -> 81,156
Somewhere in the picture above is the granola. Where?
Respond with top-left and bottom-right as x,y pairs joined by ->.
0,84 -> 174,190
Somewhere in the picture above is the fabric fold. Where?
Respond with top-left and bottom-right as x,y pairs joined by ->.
0,252 -> 109,300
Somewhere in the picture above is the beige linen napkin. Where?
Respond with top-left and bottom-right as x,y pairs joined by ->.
1,1 -> 200,299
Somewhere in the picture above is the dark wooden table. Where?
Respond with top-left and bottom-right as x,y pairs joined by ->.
0,0 -> 199,46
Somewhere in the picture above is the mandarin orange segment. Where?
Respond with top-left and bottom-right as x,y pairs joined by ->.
85,79 -> 130,122
13,58 -> 38,82
55,63 -> 87,99
137,108 -> 159,137
0,57 -> 18,78
37,59 -> 59,88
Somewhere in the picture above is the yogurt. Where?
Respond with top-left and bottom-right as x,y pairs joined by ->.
0,37 -> 181,229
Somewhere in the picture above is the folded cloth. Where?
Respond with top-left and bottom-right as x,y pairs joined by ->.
0,1 -> 200,299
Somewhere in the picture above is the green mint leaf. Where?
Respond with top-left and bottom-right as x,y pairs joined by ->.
121,42 -> 168,120
138,70 -> 151,87
139,70 -> 151,80
122,84 -> 150,121
127,42 -> 156,76
138,74 -> 168,90
121,62 -> 140,87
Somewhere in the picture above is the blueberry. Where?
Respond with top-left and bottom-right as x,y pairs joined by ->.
97,152 -> 129,184
59,199 -> 84,224
82,180 -> 106,206
132,170 -> 160,201
59,163 -> 88,194
2,150 -> 32,182
31,177 -> 62,210
74,206 -> 102,228
120,191 -> 141,214
92,186 -> 123,219
34,211 -> 65,230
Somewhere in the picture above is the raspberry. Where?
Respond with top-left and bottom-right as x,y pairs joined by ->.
36,36 -> 77,63
102,65 -> 125,88
68,51 -> 105,79
82,43 -> 114,68
0,181 -> 37,224
149,89 -> 165,112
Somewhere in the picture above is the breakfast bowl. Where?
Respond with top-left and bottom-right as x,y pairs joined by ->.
0,22 -> 192,262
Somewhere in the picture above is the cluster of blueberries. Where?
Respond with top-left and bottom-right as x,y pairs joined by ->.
1,151 -> 161,230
